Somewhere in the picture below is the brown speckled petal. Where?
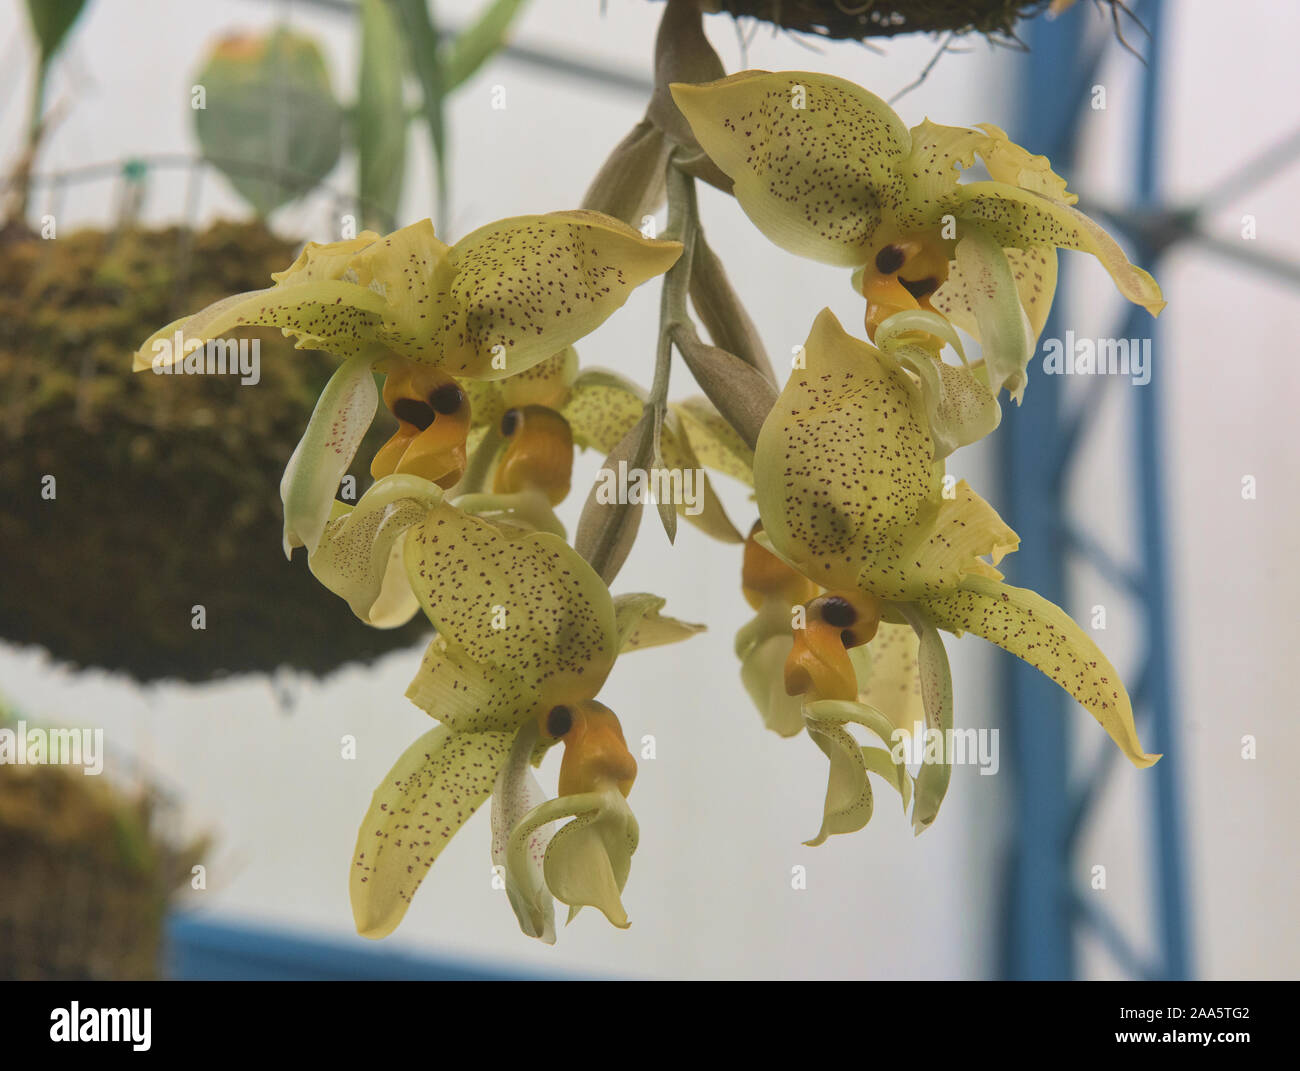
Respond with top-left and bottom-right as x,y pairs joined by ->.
403,500 -> 620,713
671,71 -> 911,267
351,726 -> 513,939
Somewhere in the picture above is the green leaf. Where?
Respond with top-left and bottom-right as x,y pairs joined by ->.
357,0 -> 409,230
392,0 -> 448,231
442,0 -> 530,90
25,0 -> 86,64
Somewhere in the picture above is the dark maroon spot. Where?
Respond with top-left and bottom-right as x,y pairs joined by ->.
900,275 -> 939,299
546,705 -> 573,737
500,408 -> 521,437
874,245 -> 906,274
820,596 -> 856,628
430,382 -> 465,415
393,398 -> 435,430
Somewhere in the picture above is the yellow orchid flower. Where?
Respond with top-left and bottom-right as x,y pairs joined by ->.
735,523 -> 915,841
458,346 -> 754,543
305,474 -> 701,938
132,214 -> 681,557
670,71 -> 1164,401
751,308 -> 1158,834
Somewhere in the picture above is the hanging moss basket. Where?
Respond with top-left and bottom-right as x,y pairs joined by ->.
701,0 -> 1050,40
0,219 -> 428,682
0,760 -> 207,981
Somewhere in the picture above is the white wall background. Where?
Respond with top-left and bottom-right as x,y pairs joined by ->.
0,0 -> 1294,979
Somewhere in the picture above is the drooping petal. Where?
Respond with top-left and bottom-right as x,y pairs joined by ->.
403,499 -> 620,714
428,211 -> 682,378
933,245 -> 1058,353
804,696 -> 911,809
351,725 -> 513,939
920,576 -> 1159,768
611,592 -> 706,652
754,308 -> 934,591
308,474 -> 444,626
947,228 -> 1035,402
802,719 -> 873,846
955,181 -> 1165,316
878,329 -> 1001,459
670,71 -> 911,267
862,746 -> 913,812
509,788 -> 638,929
491,722 -> 556,944
280,354 -> 378,557
906,612 -> 955,835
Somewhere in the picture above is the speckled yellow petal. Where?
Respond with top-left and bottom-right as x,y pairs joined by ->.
955,182 -> 1165,316
934,244 -> 1058,349
351,726 -> 513,939
347,219 -> 451,360
920,576 -> 1159,768
280,354 -> 378,557
802,719 -> 873,846
560,368 -> 646,452
132,279 -> 389,371
671,71 -> 910,267
673,396 -> 755,486
308,474 -> 442,626
271,231 -> 385,284
660,410 -> 744,543
428,211 -> 682,378
973,124 -> 1075,204
500,347 -> 579,410
405,634 -> 535,733
491,722 -> 556,943
908,616 -> 954,834
892,119 -> 990,232
855,477 -> 1019,601
856,622 -> 925,735
612,593 -> 706,652
754,308 -> 934,590
403,500 -> 620,712
883,338 -> 1001,459
950,228 -> 1035,402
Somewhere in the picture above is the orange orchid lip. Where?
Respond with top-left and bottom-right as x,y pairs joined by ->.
784,620 -> 859,702
493,405 -> 574,506
544,700 -> 638,799
783,591 -> 883,701
370,364 -> 471,488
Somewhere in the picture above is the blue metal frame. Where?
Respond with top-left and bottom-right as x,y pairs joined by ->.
1000,0 -> 1191,979
165,915 -> 550,981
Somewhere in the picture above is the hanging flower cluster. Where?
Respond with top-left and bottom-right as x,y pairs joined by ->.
133,8 -> 1163,941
